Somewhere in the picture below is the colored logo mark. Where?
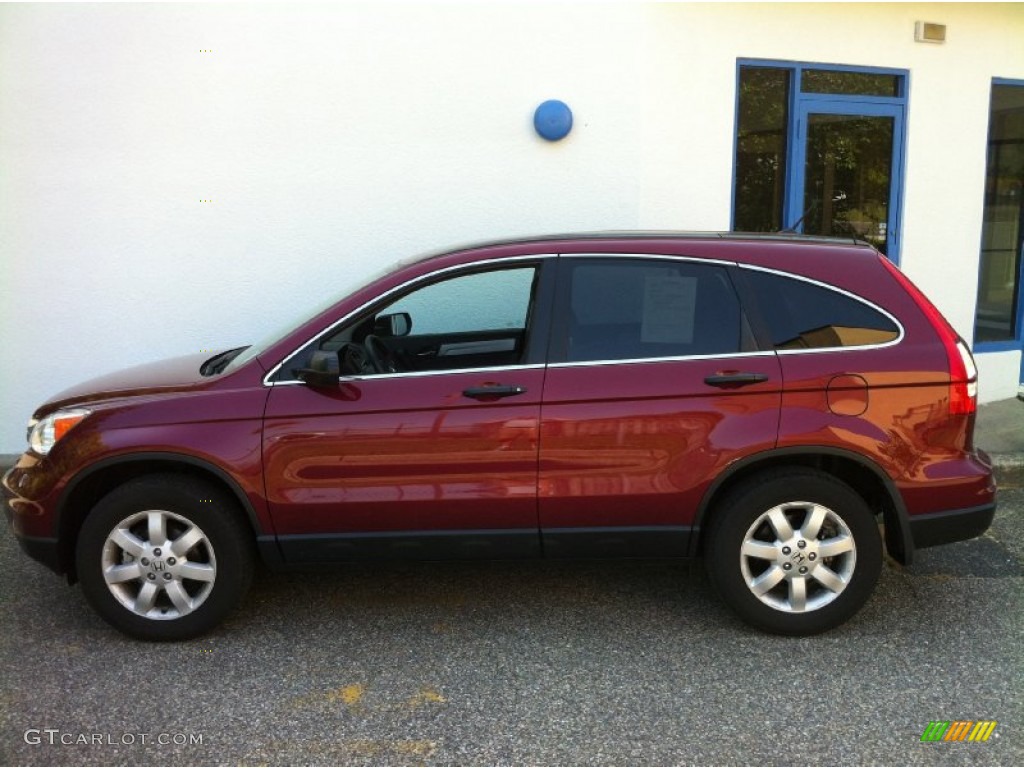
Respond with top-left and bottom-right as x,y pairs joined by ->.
920,720 -> 997,742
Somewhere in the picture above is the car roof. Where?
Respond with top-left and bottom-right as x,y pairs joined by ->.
444,230 -> 863,253
392,230 -> 868,269
484,230 -> 861,245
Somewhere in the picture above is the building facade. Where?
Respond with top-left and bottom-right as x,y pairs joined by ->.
1,3 -> 1022,452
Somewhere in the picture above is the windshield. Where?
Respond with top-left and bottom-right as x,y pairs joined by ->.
221,255 -> 419,375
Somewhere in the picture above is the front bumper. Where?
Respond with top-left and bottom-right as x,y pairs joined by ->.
3,461 -> 64,575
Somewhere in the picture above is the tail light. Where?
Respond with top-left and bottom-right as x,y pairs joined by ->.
878,256 -> 978,415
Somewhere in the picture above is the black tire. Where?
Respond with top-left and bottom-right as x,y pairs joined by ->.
704,469 -> 882,636
76,474 -> 255,641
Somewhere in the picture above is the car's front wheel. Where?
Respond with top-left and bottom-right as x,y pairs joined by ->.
76,474 -> 255,641
705,469 -> 882,635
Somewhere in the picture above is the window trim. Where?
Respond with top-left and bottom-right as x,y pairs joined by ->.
328,362 -> 547,382
546,350 -> 776,371
559,252 -> 736,267
731,58 -> 910,264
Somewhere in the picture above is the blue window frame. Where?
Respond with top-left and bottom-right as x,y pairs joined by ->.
732,60 -> 909,264
973,79 -> 1024,369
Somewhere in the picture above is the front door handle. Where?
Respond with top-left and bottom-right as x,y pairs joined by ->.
704,372 -> 770,388
463,385 -> 527,400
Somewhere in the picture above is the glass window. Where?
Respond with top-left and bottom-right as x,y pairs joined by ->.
974,83 -> 1024,343
801,70 -> 900,97
562,260 -> 742,362
386,268 -> 535,334
308,265 -> 539,377
803,113 -> 894,254
733,62 -> 906,259
734,67 -> 791,232
744,270 -> 899,350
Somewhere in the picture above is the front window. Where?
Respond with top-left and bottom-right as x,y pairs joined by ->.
286,265 -> 540,379
385,268 -> 534,335
223,256 -> 419,375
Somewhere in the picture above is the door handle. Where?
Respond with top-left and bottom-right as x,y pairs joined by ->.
463,385 -> 527,400
704,372 -> 770,388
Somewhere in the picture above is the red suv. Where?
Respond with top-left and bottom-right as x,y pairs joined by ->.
3,233 -> 995,639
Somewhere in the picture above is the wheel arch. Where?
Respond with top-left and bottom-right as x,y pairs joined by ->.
690,447 -> 914,565
55,452 -> 266,582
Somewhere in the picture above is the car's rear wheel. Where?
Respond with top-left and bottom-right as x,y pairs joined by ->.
704,469 -> 882,635
76,474 -> 254,641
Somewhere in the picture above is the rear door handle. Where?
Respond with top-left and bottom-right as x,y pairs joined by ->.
463,385 -> 527,400
704,372 -> 770,388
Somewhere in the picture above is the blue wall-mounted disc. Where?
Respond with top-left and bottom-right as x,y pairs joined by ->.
533,100 -> 573,141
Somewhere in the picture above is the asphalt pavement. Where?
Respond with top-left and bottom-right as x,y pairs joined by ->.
1,400 -> 1022,766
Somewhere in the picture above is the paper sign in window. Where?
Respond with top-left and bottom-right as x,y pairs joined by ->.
641,275 -> 697,344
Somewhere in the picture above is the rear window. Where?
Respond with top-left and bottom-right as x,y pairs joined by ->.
744,269 -> 900,350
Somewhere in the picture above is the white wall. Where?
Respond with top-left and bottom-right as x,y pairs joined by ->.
2,3 -> 1023,452
977,351 -> 1022,403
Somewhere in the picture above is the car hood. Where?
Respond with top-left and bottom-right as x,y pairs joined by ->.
37,352 -> 215,415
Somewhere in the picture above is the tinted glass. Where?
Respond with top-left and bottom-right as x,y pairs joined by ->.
974,83 -> 1024,343
803,113 -> 894,255
801,69 -> 900,97
734,67 -> 791,232
564,260 -> 742,362
745,270 -> 899,349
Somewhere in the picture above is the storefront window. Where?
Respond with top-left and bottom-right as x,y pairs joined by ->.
974,83 -> 1024,344
732,62 -> 907,261
734,68 -> 790,232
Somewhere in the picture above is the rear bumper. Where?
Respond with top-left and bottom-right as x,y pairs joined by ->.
895,447 -> 995,561
908,503 -> 996,550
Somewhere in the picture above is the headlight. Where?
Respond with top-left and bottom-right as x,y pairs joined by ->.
28,408 -> 91,455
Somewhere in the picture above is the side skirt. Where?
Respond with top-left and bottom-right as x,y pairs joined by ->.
274,529 -> 542,564
263,526 -> 695,565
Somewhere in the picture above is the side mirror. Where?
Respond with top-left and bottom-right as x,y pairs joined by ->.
374,312 -> 412,337
294,350 -> 340,388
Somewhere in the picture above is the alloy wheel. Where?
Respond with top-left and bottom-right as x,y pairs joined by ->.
100,509 -> 217,620
738,501 -> 857,613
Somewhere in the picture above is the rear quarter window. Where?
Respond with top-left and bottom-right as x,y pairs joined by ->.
743,268 -> 900,350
